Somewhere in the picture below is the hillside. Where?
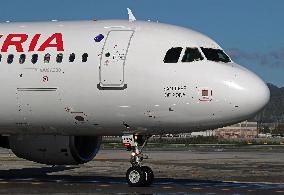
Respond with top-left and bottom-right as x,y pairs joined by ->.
255,83 -> 284,123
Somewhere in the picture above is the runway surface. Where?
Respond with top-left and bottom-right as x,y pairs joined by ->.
0,146 -> 283,194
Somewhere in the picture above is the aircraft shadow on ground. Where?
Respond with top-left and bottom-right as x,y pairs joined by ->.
0,166 -> 233,185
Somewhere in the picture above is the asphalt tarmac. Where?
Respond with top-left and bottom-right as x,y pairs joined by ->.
0,146 -> 283,194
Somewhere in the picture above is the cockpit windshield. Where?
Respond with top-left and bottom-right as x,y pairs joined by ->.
201,48 -> 231,63
182,48 -> 204,62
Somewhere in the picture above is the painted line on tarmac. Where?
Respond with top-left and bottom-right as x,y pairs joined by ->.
227,180 -> 284,185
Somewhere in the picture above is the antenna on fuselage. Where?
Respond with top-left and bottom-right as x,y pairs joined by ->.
127,8 -> 136,22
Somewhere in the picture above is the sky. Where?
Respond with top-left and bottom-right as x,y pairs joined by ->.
0,0 -> 283,86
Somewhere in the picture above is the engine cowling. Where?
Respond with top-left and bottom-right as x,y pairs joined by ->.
0,135 -> 10,149
9,135 -> 102,165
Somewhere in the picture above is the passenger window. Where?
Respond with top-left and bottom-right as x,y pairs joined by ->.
182,48 -> 204,62
7,54 -> 14,64
82,53 -> 88,62
164,47 -> 183,63
56,53 -> 63,63
44,53 -> 51,63
19,54 -> 26,64
69,53 -> 75,62
31,54 -> 38,64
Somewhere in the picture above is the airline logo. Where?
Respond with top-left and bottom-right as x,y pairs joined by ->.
0,33 -> 64,52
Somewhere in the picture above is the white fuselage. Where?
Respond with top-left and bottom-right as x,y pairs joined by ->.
0,20 -> 270,136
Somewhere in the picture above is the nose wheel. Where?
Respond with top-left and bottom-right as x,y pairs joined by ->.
122,134 -> 154,187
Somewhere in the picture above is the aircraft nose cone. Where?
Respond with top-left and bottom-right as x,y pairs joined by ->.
247,76 -> 270,112
236,68 -> 270,117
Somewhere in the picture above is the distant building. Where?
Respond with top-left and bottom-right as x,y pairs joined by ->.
214,121 -> 258,139
261,123 -> 277,131
191,130 -> 215,137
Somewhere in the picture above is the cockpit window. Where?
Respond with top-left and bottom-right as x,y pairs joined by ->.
182,48 -> 204,63
201,48 -> 231,63
163,47 -> 183,63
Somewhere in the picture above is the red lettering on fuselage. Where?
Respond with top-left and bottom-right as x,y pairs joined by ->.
28,34 -> 41,52
1,34 -> 28,52
0,33 -> 64,52
38,33 -> 64,52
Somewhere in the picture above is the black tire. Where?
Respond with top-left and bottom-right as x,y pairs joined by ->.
141,166 -> 154,186
126,167 -> 146,187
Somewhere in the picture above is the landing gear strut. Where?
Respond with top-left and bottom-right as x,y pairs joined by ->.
122,134 -> 154,187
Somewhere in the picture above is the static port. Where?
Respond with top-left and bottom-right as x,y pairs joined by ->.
75,116 -> 85,122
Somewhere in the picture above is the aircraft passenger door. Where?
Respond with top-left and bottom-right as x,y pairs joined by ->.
98,30 -> 134,90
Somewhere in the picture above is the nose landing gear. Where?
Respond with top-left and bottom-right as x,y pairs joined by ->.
122,134 -> 154,187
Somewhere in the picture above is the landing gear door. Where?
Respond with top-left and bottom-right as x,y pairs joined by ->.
98,30 -> 134,90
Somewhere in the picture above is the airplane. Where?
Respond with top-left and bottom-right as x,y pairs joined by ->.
0,9 -> 270,187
